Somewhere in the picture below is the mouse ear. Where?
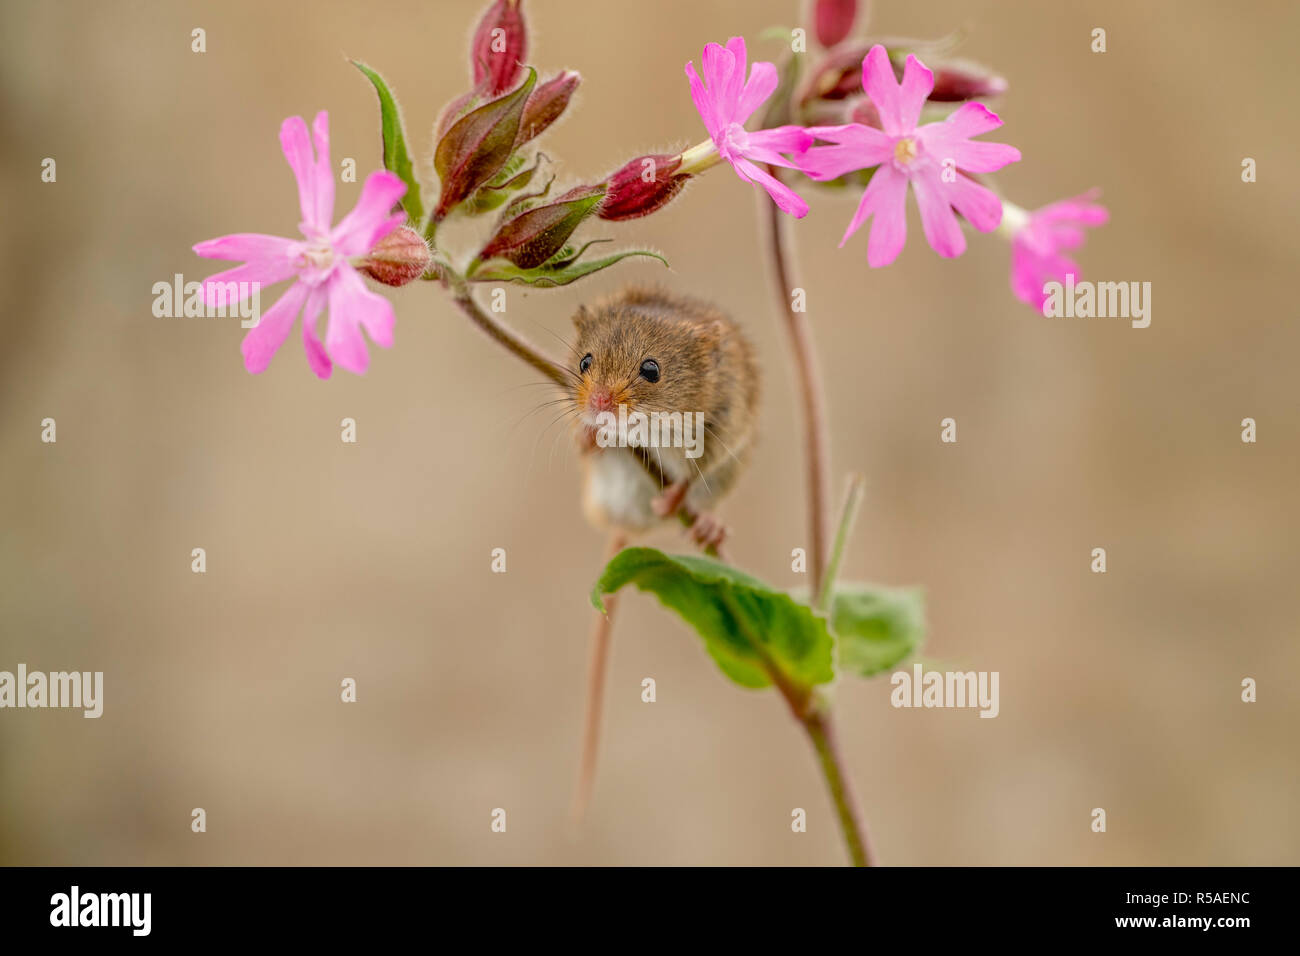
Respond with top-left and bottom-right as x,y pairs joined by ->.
572,305 -> 593,332
693,319 -> 726,344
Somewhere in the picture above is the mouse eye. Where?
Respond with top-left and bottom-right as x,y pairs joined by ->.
579,353 -> 593,374
639,358 -> 660,383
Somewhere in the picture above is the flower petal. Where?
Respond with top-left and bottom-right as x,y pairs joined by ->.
946,174 -> 1004,233
685,61 -> 722,138
280,115 -> 323,234
911,168 -> 965,258
331,171 -> 407,256
199,256 -> 300,309
918,103 -> 1021,173
310,111 -> 335,231
838,163 -> 908,267
744,125 -> 814,167
735,59 -> 778,125
723,36 -> 751,118
702,42 -> 737,119
239,280 -> 308,374
732,158 -> 809,218
324,265 -> 395,375
896,54 -> 935,132
301,286 -> 332,379
800,123 -> 893,180
193,233 -> 297,262
862,45 -> 910,136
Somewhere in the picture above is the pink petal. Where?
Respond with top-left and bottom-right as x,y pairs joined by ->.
1037,189 -> 1109,227
744,125 -> 814,167
685,62 -> 722,138
862,45 -> 915,136
722,37 -> 748,117
910,168 -> 965,259
839,163 -> 908,267
310,111 -> 335,231
193,233 -> 297,262
324,266 -> 395,375
732,158 -> 809,218
735,59 -> 778,124
301,286 -> 332,379
896,54 -> 935,132
331,171 -> 407,256
199,257 -> 300,308
920,104 -> 1019,172
701,42 -> 737,119
917,103 -> 1021,173
946,174 -> 1004,233
239,280 -> 308,374
1010,244 -> 1046,307
800,123 -> 893,180
280,116 -> 324,235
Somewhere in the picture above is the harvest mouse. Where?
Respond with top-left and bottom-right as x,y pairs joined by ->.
569,285 -> 759,549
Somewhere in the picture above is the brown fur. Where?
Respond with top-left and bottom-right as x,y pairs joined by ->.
570,285 -> 759,527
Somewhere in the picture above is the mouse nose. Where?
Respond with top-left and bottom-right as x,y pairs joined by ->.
588,387 -> 614,413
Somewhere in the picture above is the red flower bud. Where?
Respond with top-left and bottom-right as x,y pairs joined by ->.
360,226 -> 433,287
519,70 -> 580,145
597,155 -> 689,221
927,59 -> 1008,101
848,97 -> 882,129
433,67 -> 537,220
813,0 -> 858,48
801,43 -> 871,103
477,185 -> 604,268
471,0 -> 527,96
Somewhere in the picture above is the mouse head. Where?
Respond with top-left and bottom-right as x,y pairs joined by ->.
569,303 -> 721,425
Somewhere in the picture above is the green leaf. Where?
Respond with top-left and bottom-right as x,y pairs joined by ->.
351,61 -> 423,225
829,584 -> 925,677
472,248 -> 667,287
591,548 -> 834,690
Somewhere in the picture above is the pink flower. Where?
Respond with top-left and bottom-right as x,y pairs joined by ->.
194,111 -> 407,378
800,45 -> 1021,266
685,36 -> 813,217
1008,190 -> 1109,309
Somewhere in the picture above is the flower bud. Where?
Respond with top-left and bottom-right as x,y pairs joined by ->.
597,155 -> 689,221
360,226 -> 433,286
471,0 -> 527,96
519,70 -> 580,144
813,0 -> 858,48
433,67 -> 537,220
927,59 -> 1008,101
800,43 -> 871,103
477,185 -> 604,268
848,97 -> 881,129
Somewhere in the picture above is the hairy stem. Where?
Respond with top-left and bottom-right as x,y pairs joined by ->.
760,168 -> 832,598
451,287 -> 569,387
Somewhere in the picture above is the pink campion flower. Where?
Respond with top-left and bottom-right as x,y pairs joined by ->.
800,44 -> 1021,266
682,36 -> 813,217
1005,190 -> 1109,310
193,111 -> 408,378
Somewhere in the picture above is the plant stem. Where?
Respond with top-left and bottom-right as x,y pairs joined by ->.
760,168 -> 832,598
816,473 -> 866,613
450,286 -> 569,387
802,704 -> 874,866
759,174 -> 875,867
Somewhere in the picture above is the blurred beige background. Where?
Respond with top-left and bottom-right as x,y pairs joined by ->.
1,0 -> 1297,865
